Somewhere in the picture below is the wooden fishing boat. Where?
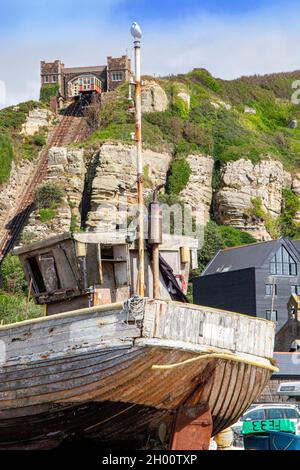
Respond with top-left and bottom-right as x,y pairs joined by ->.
0,296 -> 277,450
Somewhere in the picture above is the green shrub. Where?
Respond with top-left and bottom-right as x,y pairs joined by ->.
40,84 -> 59,104
0,133 -> 14,184
171,96 -> 189,119
0,255 -> 27,295
249,197 -> 280,239
218,226 -> 256,247
90,123 -> 135,143
0,292 -> 42,325
166,158 -> 192,195
34,182 -> 64,209
39,208 -> 56,223
33,132 -> 47,147
250,197 -> 266,220
143,165 -> 153,189
0,101 -> 39,130
278,189 -> 300,239
192,221 -> 256,276
189,69 -> 223,93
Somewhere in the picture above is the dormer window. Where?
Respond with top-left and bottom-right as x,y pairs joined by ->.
270,246 -> 297,276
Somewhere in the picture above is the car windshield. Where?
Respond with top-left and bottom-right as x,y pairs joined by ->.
242,409 -> 265,421
266,408 -> 299,420
283,409 -> 299,419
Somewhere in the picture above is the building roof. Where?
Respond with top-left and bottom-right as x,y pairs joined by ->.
202,239 -> 279,276
274,353 -> 300,377
292,239 -> 300,255
63,66 -> 106,75
201,238 -> 300,276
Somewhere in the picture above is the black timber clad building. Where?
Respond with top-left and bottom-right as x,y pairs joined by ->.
193,238 -> 300,332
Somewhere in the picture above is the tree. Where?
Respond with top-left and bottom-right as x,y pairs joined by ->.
192,221 -> 256,277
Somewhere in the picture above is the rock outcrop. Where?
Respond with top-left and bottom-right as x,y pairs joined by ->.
141,80 -> 169,113
86,143 -> 171,232
21,108 -> 53,136
21,147 -> 85,242
0,160 -> 38,229
214,158 -> 292,241
180,154 -> 214,225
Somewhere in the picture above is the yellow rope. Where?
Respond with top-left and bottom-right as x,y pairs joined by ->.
152,352 -> 279,373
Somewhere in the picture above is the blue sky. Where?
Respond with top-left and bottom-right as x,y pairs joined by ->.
1,0 -> 300,106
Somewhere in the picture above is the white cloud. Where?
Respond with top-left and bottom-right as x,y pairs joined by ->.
1,2 -> 300,106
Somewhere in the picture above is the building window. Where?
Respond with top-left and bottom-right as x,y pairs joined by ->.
291,285 -> 300,295
52,75 -> 57,82
266,284 -> 277,296
266,310 -> 278,323
270,246 -> 297,276
44,76 -> 49,83
112,72 -> 123,82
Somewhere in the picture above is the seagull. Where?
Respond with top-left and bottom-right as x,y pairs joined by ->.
131,22 -> 142,39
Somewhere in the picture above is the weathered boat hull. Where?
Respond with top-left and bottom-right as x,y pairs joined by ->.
0,299 -> 277,449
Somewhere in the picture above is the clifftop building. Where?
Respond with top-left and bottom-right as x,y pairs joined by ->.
40,55 -> 131,100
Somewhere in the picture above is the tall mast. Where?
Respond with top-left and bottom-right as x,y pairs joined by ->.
131,22 -> 145,297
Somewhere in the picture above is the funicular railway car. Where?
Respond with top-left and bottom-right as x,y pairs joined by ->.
68,74 -> 102,98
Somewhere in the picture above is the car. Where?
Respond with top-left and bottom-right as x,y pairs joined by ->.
231,404 -> 300,448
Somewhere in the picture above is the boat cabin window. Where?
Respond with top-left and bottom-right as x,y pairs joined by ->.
38,253 -> 61,292
26,253 -> 62,294
101,245 -> 114,260
27,257 -> 46,293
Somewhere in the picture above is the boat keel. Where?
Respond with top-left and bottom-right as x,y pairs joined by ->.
169,405 -> 212,451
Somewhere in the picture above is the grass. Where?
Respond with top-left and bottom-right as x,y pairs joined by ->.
39,208 -> 56,223
0,292 -> 42,325
0,100 -> 48,181
0,133 -> 14,184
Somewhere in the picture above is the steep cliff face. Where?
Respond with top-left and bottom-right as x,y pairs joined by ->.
214,158 -> 293,241
86,142 -> 171,232
180,154 -> 214,224
0,159 -> 38,229
17,142 -> 300,244
21,147 -> 85,242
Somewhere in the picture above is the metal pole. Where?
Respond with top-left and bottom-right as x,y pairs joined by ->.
270,277 -> 276,320
152,244 -> 160,298
134,38 -> 145,297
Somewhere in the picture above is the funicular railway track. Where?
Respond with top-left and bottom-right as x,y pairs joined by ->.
0,98 -> 91,262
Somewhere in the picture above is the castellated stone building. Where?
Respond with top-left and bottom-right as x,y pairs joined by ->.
40,55 -> 132,100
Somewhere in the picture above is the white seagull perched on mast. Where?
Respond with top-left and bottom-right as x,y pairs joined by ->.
131,21 -> 142,39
